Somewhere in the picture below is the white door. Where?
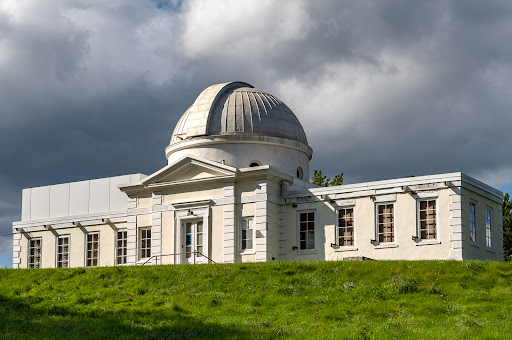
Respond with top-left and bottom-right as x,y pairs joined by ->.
182,219 -> 205,264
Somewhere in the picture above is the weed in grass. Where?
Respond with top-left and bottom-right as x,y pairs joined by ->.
387,276 -> 419,294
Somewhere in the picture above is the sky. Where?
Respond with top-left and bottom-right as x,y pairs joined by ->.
1,0 -> 512,268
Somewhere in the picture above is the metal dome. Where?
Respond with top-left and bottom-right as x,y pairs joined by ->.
170,82 -> 308,146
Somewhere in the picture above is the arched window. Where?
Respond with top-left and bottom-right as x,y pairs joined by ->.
249,160 -> 261,167
296,167 -> 304,179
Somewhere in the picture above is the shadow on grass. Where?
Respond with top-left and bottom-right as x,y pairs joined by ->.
0,294 -> 250,339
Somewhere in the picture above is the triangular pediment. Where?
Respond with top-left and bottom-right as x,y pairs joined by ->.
142,155 -> 237,186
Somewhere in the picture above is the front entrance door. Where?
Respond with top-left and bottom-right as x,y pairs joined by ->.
182,219 -> 205,264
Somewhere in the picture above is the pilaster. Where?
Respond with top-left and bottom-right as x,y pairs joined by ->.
151,192 -> 162,264
448,187 -> 465,260
126,196 -> 137,264
278,204 -> 287,260
223,183 -> 236,263
255,180 -> 272,262
12,232 -> 22,269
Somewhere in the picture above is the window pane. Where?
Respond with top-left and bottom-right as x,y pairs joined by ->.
307,231 -> 315,249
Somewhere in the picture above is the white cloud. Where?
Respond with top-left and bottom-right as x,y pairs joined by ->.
181,0 -> 310,58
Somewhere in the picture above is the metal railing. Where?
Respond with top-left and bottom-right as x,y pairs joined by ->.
140,251 -> 216,266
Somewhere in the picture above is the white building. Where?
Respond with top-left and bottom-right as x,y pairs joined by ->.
12,81 -> 504,268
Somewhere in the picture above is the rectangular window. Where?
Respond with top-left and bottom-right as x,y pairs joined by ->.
240,217 -> 254,252
86,233 -> 99,267
486,208 -> 492,248
116,230 -> 128,265
28,237 -> 42,268
338,208 -> 354,246
299,212 -> 315,251
377,203 -> 394,243
56,236 -> 70,268
419,200 -> 437,240
140,228 -> 151,259
470,202 -> 476,243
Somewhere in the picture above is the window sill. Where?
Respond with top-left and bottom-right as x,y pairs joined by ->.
334,246 -> 358,252
415,240 -> 441,246
470,242 -> 480,248
486,248 -> 495,253
136,258 -> 152,264
239,250 -> 256,255
296,250 -> 318,255
373,243 -> 398,249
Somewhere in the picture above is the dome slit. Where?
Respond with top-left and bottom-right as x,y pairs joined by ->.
249,91 -> 262,133
244,91 -> 254,133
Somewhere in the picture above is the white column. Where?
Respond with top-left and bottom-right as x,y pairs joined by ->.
223,183 -> 236,263
449,187 -> 465,260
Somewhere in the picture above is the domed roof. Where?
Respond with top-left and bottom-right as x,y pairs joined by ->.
170,81 -> 308,146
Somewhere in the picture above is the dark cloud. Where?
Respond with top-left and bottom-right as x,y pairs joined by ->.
1,0 -> 512,262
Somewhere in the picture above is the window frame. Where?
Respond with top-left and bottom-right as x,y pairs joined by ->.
28,237 -> 42,268
336,206 -> 356,250
416,198 -> 438,243
374,202 -> 396,247
485,207 -> 492,250
85,232 -> 100,267
56,235 -> 70,268
239,217 -> 255,254
116,229 -> 128,265
139,227 -> 152,260
469,202 -> 477,245
297,210 -> 316,253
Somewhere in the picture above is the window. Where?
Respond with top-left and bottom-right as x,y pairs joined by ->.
139,228 -> 151,259
56,236 -> 70,268
469,202 -> 476,243
338,208 -> 354,246
299,211 -> 315,251
240,217 -> 254,252
418,200 -> 437,240
296,167 -> 304,179
28,237 -> 42,268
86,233 -> 99,267
116,230 -> 128,265
249,160 -> 261,167
486,208 -> 492,248
377,203 -> 394,243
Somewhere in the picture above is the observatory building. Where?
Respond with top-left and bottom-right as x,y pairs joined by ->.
12,81 -> 504,268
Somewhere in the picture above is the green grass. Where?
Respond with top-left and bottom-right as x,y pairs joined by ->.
1,261 -> 512,339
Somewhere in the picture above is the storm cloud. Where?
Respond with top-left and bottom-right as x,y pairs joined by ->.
1,0 -> 512,262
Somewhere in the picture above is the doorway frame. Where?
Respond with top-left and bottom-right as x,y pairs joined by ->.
174,202 -> 210,264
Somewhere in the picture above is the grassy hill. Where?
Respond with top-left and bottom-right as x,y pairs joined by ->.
1,261 -> 512,339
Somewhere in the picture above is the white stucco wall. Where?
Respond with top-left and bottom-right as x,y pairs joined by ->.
167,142 -> 310,180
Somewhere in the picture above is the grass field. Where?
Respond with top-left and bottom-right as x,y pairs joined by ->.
1,260 -> 512,339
